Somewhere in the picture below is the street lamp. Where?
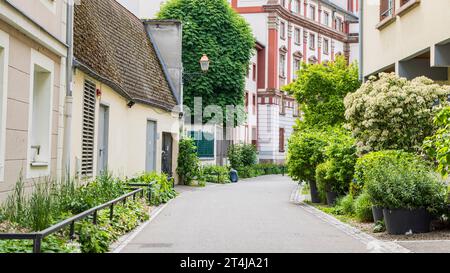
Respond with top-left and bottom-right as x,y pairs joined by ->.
200,54 -> 210,72
183,54 -> 210,84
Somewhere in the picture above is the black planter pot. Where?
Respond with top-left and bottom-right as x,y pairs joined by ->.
383,208 -> 432,235
372,207 -> 384,223
309,180 -> 321,204
326,191 -> 338,206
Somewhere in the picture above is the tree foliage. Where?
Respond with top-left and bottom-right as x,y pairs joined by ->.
423,106 -> 450,176
283,56 -> 360,128
177,138 -> 201,185
345,73 -> 450,154
158,0 -> 255,125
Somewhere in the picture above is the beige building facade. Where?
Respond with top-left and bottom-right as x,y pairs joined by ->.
361,0 -> 450,83
0,0 -> 68,200
72,0 -> 182,184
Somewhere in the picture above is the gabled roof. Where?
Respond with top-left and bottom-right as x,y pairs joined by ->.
73,0 -> 178,111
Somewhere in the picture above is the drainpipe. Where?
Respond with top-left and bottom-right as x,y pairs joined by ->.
358,0 -> 364,82
63,1 -> 74,180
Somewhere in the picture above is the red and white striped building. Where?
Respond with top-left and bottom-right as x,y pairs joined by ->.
231,0 -> 359,163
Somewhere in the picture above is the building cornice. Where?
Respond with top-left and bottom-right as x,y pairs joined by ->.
0,0 -> 67,57
263,4 -> 358,44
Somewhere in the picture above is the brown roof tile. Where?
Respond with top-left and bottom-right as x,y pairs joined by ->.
74,0 -> 177,111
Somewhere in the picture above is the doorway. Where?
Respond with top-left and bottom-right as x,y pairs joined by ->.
97,104 -> 109,175
146,120 -> 157,172
161,132 -> 173,177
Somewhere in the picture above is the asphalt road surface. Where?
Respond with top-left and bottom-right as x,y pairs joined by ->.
119,175 -> 371,253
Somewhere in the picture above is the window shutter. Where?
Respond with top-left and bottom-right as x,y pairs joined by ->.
279,128 -> 285,152
81,79 -> 96,176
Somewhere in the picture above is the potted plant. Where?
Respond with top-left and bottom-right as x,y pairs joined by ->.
316,161 -> 339,205
365,151 -> 447,235
287,129 -> 328,204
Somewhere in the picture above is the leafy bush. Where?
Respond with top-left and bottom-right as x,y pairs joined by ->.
316,161 -> 335,194
284,56 -> 360,128
345,73 -> 450,154
364,150 -> 447,213
338,194 -> 355,215
353,150 -> 422,198
354,192 -> 373,222
237,164 -> 285,179
131,172 -> 177,206
240,144 -> 258,167
177,138 -> 201,185
202,165 -> 231,184
287,128 -> 328,183
423,106 -> 450,176
323,128 -> 357,195
227,144 -> 257,169
0,173 -> 152,253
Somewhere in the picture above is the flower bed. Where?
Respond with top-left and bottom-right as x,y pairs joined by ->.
0,172 -> 176,253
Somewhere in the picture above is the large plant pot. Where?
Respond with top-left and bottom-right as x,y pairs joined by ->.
326,191 -> 338,206
372,207 -> 384,223
309,180 -> 321,204
383,208 -> 432,235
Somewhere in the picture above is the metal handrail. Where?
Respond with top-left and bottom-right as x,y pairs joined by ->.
0,187 -> 147,253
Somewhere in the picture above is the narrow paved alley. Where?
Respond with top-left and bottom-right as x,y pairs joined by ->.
117,176 -> 381,253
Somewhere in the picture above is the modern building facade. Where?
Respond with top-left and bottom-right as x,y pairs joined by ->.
0,0 -> 69,200
71,0 -> 182,183
361,0 -> 450,84
231,0 -> 359,163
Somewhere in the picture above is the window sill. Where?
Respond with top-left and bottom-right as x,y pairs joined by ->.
397,0 -> 420,16
30,161 -> 49,167
376,15 -> 396,30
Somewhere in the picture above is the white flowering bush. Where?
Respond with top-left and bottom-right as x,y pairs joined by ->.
344,73 -> 450,154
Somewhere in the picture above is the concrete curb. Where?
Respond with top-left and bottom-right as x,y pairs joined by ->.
291,184 -> 412,253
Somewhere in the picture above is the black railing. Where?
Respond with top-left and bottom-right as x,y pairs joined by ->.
0,185 -> 150,253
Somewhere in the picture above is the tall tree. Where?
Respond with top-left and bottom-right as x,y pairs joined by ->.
283,56 -> 360,128
158,0 -> 255,125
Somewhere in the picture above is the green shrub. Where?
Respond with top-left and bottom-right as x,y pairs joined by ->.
322,127 -> 357,195
202,165 -> 231,184
283,56 -> 360,128
227,144 -> 257,169
345,73 -> 450,154
364,150 -> 447,213
354,192 -> 374,222
287,128 -> 328,183
353,150 -> 425,198
423,106 -> 450,176
339,194 -> 355,215
316,161 -> 335,195
177,138 -> 201,185
131,172 -> 177,206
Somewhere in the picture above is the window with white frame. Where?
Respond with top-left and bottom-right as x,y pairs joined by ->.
294,27 -> 301,44
28,50 -> 54,177
323,38 -> 329,54
279,52 -> 286,78
0,30 -> 9,182
323,11 -> 330,26
309,33 -> 315,49
309,5 -> 316,20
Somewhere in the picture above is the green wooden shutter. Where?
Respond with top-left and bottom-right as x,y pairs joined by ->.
189,131 -> 215,158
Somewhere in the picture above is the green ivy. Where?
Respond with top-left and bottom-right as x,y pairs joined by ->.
177,138 -> 201,185
158,0 -> 255,126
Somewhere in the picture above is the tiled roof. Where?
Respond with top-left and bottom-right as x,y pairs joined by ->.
74,0 -> 178,111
